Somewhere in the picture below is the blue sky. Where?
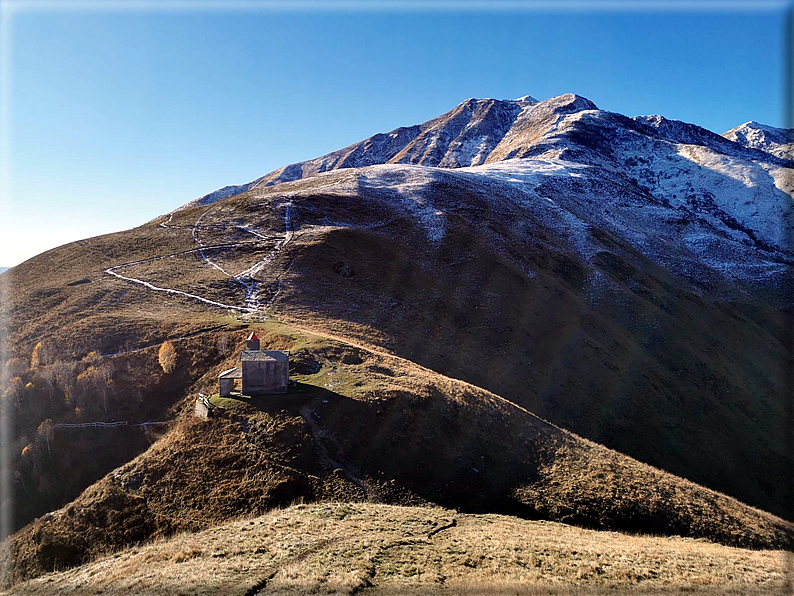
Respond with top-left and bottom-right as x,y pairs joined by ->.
1,1 -> 790,266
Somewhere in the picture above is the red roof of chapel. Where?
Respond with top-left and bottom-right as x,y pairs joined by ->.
247,332 -> 259,341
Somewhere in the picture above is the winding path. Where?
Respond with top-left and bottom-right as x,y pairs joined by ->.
193,209 -> 236,277
105,202 -> 295,314
235,202 -> 294,310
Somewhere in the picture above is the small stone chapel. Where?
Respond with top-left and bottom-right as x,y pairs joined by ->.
218,332 -> 289,396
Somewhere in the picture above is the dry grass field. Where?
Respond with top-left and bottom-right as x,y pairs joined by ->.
4,503 -> 790,595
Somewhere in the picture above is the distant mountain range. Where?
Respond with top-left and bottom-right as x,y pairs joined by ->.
0,267 -> 10,275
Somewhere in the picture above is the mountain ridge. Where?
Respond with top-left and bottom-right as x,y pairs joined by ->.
724,120 -> 793,160
185,93 -> 792,210
183,93 -> 793,261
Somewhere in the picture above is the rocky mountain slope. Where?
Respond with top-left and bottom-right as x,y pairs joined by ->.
1,93 -> 792,588
188,93 -> 793,260
724,120 -> 793,161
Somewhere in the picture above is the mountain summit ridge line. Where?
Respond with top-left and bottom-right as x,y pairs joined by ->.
183,92 -> 793,214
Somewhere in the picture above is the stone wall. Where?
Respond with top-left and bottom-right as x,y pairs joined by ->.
194,397 -> 212,419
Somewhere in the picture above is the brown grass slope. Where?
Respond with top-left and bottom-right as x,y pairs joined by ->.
3,218 -> 227,357
5,161 -> 790,531
4,503 -> 791,596
2,207 -> 259,532
4,323 -> 793,586
232,173 -> 791,522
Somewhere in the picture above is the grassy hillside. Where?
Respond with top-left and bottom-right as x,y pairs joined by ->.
2,166 -> 792,590
256,182 -> 792,521
4,322 -> 792,586
3,172 -> 791,527
4,502 -> 790,596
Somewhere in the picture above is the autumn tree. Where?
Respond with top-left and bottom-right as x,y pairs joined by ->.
158,341 -> 178,373
216,332 -> 230,356
37,418 -> 54,456
2,376 -> 24,410
98,360 -> 115,396
37,365 -> 57,401
76,359 -> 115,413
52,361 -> 75,389
76,367 -> 101,411
52,361 -> 76,407
30,342 -> 50,369
81,351 -> 102,367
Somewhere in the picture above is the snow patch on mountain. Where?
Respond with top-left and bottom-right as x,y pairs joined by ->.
357,165 -> 448,244
616,137 -> 792,252
460,158 -> 588,191
185,183 -> 254,211
170,93 -> 791,301
723,121 -> 793,161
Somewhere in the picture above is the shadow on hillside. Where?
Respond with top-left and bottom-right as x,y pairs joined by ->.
214,382 -> 544,522
267,147 -> 794,526
207,378 -> 794,553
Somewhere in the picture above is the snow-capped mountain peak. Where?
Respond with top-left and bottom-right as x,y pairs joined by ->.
723,120 -> 793,161
181,94 -> 793,284
515,94 -> 539,103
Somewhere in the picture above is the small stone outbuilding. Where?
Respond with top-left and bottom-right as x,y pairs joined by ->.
218,332 -> 289,396
218,367 -> 242,397
241,350 -> 289,395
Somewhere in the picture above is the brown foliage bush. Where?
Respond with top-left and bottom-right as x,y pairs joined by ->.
30,342 -> 50,369
158,341 -> 177,374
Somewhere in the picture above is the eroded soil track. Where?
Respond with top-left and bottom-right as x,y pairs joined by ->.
105,201 -> 294,314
